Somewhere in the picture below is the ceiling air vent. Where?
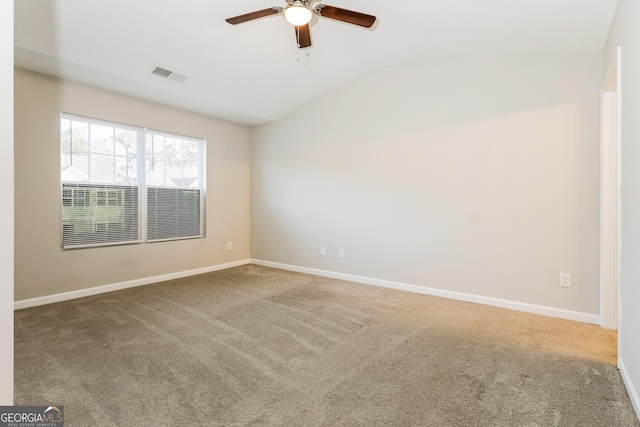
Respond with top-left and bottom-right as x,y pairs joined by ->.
151,66 -> 189,83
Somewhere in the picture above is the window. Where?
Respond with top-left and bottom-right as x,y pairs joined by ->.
96,189 -> 123,207
145,131 -> 204,241
62,188 -> 91,207
60,114 -> 205,249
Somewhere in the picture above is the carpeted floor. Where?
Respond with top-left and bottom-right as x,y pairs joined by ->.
14,265 -> 640,426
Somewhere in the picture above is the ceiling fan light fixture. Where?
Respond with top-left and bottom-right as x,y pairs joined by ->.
284,2 -> 313,26
226,1 -> 377,49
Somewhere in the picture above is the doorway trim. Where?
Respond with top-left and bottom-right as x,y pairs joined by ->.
600,46 -> 621,334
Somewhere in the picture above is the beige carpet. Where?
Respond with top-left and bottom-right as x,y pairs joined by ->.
14,265 -> 640,426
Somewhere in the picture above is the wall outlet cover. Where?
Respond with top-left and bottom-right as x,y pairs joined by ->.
559,273 -> 571,288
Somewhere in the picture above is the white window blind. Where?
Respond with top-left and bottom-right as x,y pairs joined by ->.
61,116 -> 141,248
60,114 -> 205,249
145,131 -> 204,241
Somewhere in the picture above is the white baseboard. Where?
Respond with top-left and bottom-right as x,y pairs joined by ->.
14,259 -> 251,310
16,257 -> 601,326
250,259 -> 601,325
620,358 -> 640,421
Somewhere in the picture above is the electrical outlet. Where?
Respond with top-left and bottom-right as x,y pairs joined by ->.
320,246 -> 326,256
339,249 -> 345,259
559,273 -> 571,288
227,242 -> 232,250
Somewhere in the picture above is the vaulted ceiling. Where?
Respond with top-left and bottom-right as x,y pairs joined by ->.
14,0 -> 619,126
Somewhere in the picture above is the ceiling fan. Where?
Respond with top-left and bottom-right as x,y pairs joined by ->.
225,0 -> 377,49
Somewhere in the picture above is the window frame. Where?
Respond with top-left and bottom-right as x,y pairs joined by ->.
144,129 -> 207,243
60,113 -> 206,250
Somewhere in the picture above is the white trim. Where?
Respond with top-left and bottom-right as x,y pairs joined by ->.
16,257 -> 602,325
600,90 -> 619,330
250,259 -> 601,325
616,45 -> 623,362
0,0 -> 14,405
14,259 -> 251,310
619,358 -> 640,421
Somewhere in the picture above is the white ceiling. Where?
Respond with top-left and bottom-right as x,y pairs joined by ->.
14,0 -> 619,126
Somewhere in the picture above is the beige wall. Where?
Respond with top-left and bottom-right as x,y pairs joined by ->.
14,69 -> 251,301
251,52 -> 602,315
1,0 -> 14,405
604,0 -> 640,416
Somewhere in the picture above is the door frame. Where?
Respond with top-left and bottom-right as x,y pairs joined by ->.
600,47 -> 621,337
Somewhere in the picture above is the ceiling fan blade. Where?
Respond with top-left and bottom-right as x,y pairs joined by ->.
225,7 -> 282,25
295,24 -> 312,48
315,5 -> 376,28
